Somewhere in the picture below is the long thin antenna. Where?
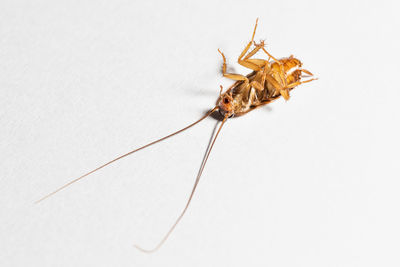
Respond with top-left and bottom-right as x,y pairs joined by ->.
134,115 -> 229,253
35,107 -> 218,204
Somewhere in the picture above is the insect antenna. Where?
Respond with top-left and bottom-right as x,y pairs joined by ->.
134,115 -> 229,253
35,106 -> 218,204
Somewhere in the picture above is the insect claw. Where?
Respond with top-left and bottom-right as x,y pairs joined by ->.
253,39 -> 265,47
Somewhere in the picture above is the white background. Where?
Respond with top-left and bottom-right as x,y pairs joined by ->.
1,0 -> 399,266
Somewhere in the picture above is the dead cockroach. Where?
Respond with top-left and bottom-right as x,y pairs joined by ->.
36,19 -> 316,252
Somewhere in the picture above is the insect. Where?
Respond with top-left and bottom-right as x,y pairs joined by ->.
36,19 -> 316,252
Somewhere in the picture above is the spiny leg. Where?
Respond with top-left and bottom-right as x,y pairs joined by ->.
243,40 -> 267,60
249,80 -> 263,91
261,46 -> 280,63
246,58 -> 268,67
264,73 -> 291,100
280,65 -> 288,88
301,69 -> 313,76
238,18 -> 259,62
280,78 -> 316,100
225,19 -> 269,72
260,66 -> 271,88
236,19 -> 267,71
265,74 -> 283,92
258,45 -> 287,88
217,48 -> 250,83
243,44 -> 273,88
287,78 -> 317,88
238,42 -> 270,71
238,59 -> 263,71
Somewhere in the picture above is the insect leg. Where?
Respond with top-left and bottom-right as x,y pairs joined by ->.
237,18 -> 259,62
260,66 -> 272,88
246,59 -> 268,67
217,49 -> 250,84
236,19 -> 268,71
243,41 -> 264,60
238,57 -> 268,71
261,47 -> 280,63
240,41 -> 272,86
287,78 -> 317,88
248,81 -> 263,91
301,69 -> 314,76
243,39 -> 274,63
264,73 -> 291,100
259,46 -> 287,91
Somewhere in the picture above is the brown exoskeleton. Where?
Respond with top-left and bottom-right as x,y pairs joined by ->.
36,19 -> 316,252
217,19 -> 315,118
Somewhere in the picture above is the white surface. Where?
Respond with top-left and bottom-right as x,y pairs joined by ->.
1,0 -> 399,266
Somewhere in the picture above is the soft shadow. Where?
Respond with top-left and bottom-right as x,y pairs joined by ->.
204,105 -> 273,121
208,109 -> 225,121
263,106 -> 273,113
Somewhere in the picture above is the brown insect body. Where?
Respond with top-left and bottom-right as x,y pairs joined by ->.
219,56 -> 306,117
217,22 -> 315,118
37,19 -> 316,253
